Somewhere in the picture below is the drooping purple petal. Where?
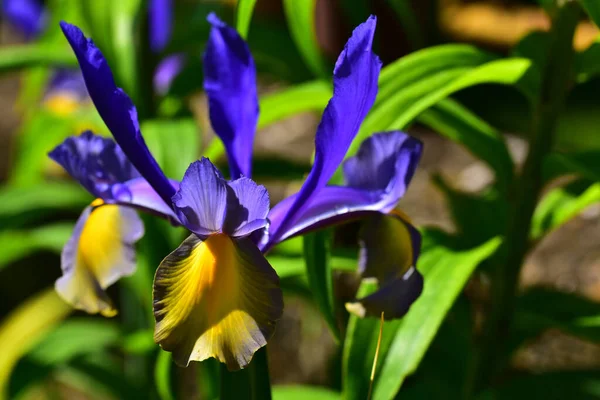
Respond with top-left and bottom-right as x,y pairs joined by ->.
154,54 -> 186,95
267,16 -> 381,245
49,131 -> 140,199
148,0 -> 173,53
172,158 -> 228,236
2,0 -> 47,38
263,131 -> 421,251
115,178 -> 180,222
60,21 -> 175,207
224,177 -> 269,237
203,13 -> 258,179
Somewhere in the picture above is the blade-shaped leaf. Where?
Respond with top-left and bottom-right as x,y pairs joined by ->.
343,230 -> 502,400
236,0 -> 258,39
303,230 -> 340,341
0,44 -> 76,72
282,0 -> 329,78
273,385 -> 340,400
581,0 -> 600,28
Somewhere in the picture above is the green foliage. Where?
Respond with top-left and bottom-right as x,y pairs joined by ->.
235,0 -> 258,39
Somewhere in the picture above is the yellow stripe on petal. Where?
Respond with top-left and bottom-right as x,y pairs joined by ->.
55,203 -> 143,317
153,234 -> 283,370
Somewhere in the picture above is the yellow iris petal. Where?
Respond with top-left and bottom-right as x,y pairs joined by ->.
55,202 -> 142,317
153,234 -> 283,370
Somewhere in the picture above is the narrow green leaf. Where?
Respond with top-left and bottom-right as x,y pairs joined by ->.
419,98 -> 513,191
141,119 -> 201,180
531,180 -> 600,239
343,231 -> 502,400
386,0 -> 424,49
303,230 -> 340,341
155,351 -> 174,400
0,182 -> 89,227
544,151 -> 600,182
0,289 -> 72,397
0,223 -> 73,270
581,0 -> 600,28
236,0 -> 258,39
282,0 -> 329,78
273,385 -> 340,400
0,44 -> 76,72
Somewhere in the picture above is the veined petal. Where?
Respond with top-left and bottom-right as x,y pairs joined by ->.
116,177 -> 180,222
203,13 -> 258,179
172,158 -> 228,235
153,234 -> 283,370
262,131 -> 422,250
268,16 -> 381,244
148,0 -> 172,53
55,202 -> 144,317
225,177 -> 269,237
60,22 -> 176,207
3,0 -> 46,38
346,212 -> 423,319
49,131 -> 140,199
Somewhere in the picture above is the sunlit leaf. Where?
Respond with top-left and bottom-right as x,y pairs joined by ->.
273,385 -> 340,400
155,351 -> 174,400
531,180 -> 600,239
303,230 -> 340,341
0,223 -> 72,270
0,45 -> 76,73
141,118 -> 201,180
236,0 -> 258,39
343,231 -> 502,400
282,0 -> 329,78
419,98 -> 513,191
0,289 -> 72,397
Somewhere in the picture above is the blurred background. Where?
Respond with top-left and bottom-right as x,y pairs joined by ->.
1,0 -> 600,399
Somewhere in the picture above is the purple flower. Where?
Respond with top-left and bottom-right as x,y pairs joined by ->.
2,0 -> 47,38
56,12 -> 423,370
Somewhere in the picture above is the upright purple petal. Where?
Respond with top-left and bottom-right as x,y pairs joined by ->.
49,131 -> 140,199
262,131 -> 422,251
225,177 -> 270,237
267,16 -> 381,245
3,0 -> 47,38
203,13 -> 258,179
172,158 -> 228,236
148,0 -> 172,53
60,22 -> 175,207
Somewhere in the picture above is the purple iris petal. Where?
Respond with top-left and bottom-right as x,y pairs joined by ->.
60,21 -> 176,207
203,13 -> 259,179
3,0 -> 47,38
154,54 -> 186,95
172,158 -> 270,238
267,16 -> 381,245
263,131 -> 421,251
49,131 -> 140,199
117,178 -> 180,222
148,0 -> 172,53
225,177 -> 269,237
173,158 -> 228,236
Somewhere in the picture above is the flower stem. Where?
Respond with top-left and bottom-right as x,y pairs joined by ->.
220,347 -> 272,400
465,1 -> 580,396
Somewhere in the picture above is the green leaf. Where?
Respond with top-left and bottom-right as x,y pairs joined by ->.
419,98 -> 513,191
27,319 -> 121,365
303,230 -> 340,341
343,231 -> 502,400
155,351 -> 174,400
386,0 -> 424,49
531,180 -> 600,239
346,45 -> 535,160
0,182 -> 90,227
0,44 -> 76,73
141,119 -> 201,180
480,371 -> 600,399
273,385 -> 340,400
581,0 -> 600,28
513,288 -> 600,350
282,0 -> 329,78
0,289 -> 72,397
544,151 -> 600,182
0,223 -> 73,270
236,0 -> 258,39
220,347 -> 272,400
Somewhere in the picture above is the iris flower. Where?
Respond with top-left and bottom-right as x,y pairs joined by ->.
53,13 -> 423,370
